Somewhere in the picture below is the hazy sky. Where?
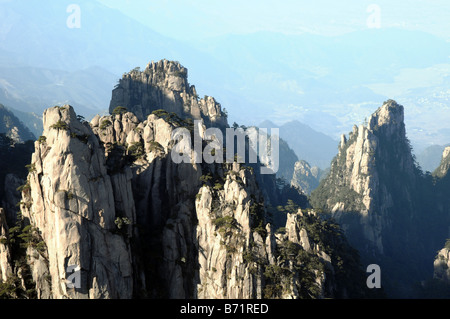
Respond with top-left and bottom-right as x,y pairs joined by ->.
98,0 -> 450,40
1,0 -> 448,148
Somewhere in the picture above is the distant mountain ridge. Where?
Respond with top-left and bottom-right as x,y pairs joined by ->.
416,144 -> 450,173
0,0 -> 246,121
1,1 -> 449,148
0,103 -> 35,142
259,119 -> 338,169
0,65 -> 117,119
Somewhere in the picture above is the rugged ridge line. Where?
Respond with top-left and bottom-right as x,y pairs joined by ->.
0,60 -> 373,299
109,59 -> 227,129
311,100 -> 450,297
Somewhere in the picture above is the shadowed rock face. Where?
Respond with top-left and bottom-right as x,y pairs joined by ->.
0,60 -> 372,299
11,104 -> 360,299
0,208 -> 12,283
434,146 -> 450,179
20,105 -> 134,299
291,160 -> 322,195
434,246 -> 450,283
311,99 -> 450,298
311,100 -> 418,254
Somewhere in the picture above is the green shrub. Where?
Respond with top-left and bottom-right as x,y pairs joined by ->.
16,181 -> 31,194
213,182 -> 223,191
50,120 -> 68,131
112,106 -> 128,115
150,109 -> 185,126
99,119 -> 112,130
243,250 -> 256,264
152,109 -> 169,118
148,140 -> 164,153
76,115 -> 86,123
213,216 -> 238,238
213,216 -> 235,229
128,141 -> 145,159
250,200 -> 267,237
25,163 -> 36,173
445,239 -> 450,250
199,173 -> 212,184
0,275 -> 23,299
66,191 -> 74,200
115,217 -> 131,230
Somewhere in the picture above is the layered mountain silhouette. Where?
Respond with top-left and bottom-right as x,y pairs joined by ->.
259,119 -> 337,170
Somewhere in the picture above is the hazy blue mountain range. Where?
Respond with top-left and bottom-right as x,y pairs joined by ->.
0,103 -> 35,142
99,0 -> 450,42
0,65 -> 117,118
0,0 -> 243,130
259,120 -> 338,169
0,0 -> 449,153
192,29 -> 450,147
416,144 -> 450,173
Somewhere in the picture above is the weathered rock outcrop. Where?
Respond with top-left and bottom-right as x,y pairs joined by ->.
2,174 -> 24,226
311,100 -> 450,298
0,103 -> 36,143
434,146 -> 450,178
0,208 -> 12,283
109,60 -> 227,129
434,245 -> 450,283
0,60 -> 373,300
19,106 -> 134,299
245,126 -> 299,183
89,107 -> 343,299
0,103 -> 367,299
291,160 -> 323,195
311,100 -> 420,254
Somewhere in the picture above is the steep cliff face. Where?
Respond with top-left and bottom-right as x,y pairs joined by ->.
19,106 -> 134,299
434,245 -> 450,284
291,160 -> 323,195
0,208 -> 12,283
109,60 -> 227,129
432,148 -> 450,290
434,146 -> 450,179
312,101 -> 417,251
0,134 -> 34,225
0,103 -> 35,143
91,108 -> 203,298
245,126 -> 299,183
89,106 -> 361,299
311,100 -> 449,297
4,105 -> 365,299
0,60 -> 373,299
